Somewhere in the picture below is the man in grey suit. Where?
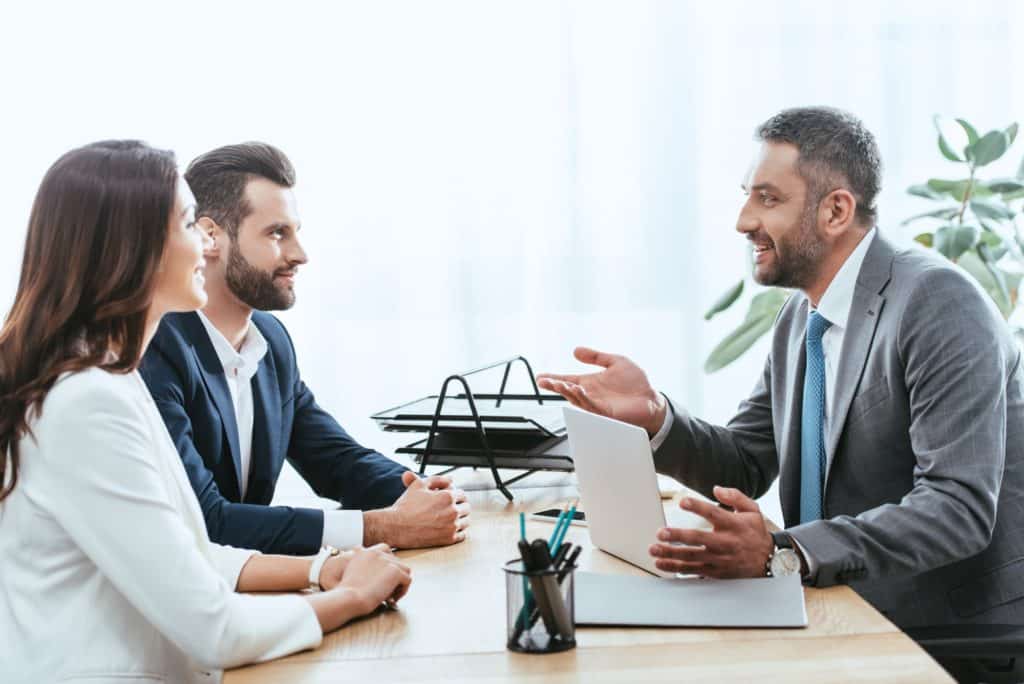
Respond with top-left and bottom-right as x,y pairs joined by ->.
538,107 -> 1024,680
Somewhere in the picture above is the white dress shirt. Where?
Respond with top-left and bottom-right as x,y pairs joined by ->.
814,228 -> 877,447
650,229 -> 878,573
196,312 -> 364,549
0,368 -> 321,683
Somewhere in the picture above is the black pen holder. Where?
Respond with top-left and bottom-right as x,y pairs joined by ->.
503,559 -> 576,654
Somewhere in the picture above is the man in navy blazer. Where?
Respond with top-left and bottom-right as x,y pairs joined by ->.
140,142 -> 470,556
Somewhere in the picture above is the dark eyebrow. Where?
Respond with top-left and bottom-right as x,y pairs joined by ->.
263,222 -> 301,233
748,183 -> 782,194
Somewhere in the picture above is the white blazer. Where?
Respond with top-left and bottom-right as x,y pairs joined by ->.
0,368 -> 322,683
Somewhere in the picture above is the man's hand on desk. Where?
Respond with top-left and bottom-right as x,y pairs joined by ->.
362,471 -> 471,549
537,346 -> 667,437
648,486 -> 775,578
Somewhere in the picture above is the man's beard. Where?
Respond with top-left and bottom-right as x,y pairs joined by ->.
753,196 -> 826,290
225,243 -> 296,311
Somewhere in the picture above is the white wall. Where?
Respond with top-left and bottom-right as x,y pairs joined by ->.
3,0 -> 1023,519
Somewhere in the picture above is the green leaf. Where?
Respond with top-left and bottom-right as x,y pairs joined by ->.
956,118 -> 980,146
937,134 -> 964,162
970,198 -> 1016,222
971,130 -> 1011,167
907,183 -> 944,200
979,230 -> 1009,260
978,217 -> 1000,233
985,179 -> 1024,194
1007,123 -> 1019,146
934,115 -> 967,162
914,232 -> 934,248
934,224 -> 979,261
927,178 -> 973,202
961,248 -> 1012,317
704,280 -> 744,321
900,206 -> 960,225
704,289 -> 788,373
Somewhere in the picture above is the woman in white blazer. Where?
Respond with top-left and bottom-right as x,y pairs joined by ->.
0,141 -> 412,683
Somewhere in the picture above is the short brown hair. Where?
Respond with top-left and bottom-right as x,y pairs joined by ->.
756,107 -> 881,227
184,142 -> 296,237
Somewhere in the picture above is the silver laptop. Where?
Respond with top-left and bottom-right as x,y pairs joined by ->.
563,405 -> 709,577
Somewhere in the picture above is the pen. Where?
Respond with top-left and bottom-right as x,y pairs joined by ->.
551,542 -> 571,569
553,501 -> 578,550
557,546 -> 582,583
547,502 -> 570,550
511,540 -> 537,641
549,499 -> 578,553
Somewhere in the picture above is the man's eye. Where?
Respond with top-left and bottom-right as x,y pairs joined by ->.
760,194 -> 776,205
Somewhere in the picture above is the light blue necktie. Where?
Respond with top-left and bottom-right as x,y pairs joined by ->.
800,310 -> 832,524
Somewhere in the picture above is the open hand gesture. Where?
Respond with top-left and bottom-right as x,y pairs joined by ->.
537,346 -> 667,435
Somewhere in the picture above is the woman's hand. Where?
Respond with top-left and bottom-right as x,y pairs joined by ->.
317,549 -> 356,591
338,544 -> 412,612
305,544 -> 413,633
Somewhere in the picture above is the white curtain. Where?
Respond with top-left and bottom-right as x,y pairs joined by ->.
3,0 -> 1023,516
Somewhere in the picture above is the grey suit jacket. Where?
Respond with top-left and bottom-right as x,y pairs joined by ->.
655,234 -> 1024,629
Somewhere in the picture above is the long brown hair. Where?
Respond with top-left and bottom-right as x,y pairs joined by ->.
0,140 -> 178,503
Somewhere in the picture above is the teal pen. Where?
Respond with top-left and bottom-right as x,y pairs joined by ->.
519,512 -> 526,541
547,505 -> 570,551
551,502 -> 577,551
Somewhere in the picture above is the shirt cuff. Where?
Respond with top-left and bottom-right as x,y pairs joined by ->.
322,509 -> 364,549
649,397 -> 674,452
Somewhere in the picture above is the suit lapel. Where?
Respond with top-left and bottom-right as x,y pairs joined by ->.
180,312 -> 245,498
249,350 -> 281,504
823,237 -> 895,485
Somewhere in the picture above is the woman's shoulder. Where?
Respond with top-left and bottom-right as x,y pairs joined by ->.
42,367 -> 146,416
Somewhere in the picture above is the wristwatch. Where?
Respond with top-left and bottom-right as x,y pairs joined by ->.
308,545 -> 340,591
765,531 -> 802,578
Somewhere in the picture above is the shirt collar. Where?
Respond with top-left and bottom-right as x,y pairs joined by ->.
196,310 -> 268,379
813,227 -> 877,331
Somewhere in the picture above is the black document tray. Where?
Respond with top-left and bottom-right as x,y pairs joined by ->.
371,356 -> 572,500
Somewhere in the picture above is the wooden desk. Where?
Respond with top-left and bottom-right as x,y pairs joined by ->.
227,483 -> 952,683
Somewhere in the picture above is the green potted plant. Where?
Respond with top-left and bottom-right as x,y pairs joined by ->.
703,116 -> 1024,373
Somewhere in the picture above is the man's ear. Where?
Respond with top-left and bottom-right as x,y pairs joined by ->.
819,188 -> 858,237
197,217 -> 224,259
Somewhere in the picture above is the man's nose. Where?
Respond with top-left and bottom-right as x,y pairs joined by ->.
288,235 -> 309,265
736,204 -> 759,236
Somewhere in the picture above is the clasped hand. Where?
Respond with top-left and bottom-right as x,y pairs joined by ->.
365,471 -> 471,549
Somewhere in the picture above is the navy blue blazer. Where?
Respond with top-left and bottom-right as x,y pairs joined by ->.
139,311 -> 408,555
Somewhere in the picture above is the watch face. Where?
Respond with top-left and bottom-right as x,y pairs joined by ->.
770,548 -> 801,577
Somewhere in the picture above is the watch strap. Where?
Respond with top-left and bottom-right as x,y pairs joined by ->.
771,531 -> 795,550
308,545 -> 339,591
